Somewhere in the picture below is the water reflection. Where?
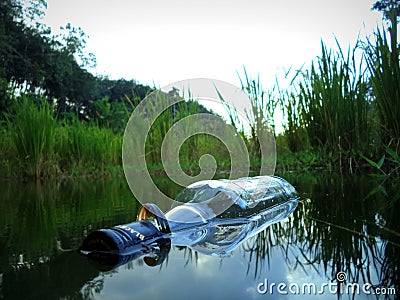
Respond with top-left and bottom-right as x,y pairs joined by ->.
279,173 -> 400,298
0,173 -> 398,299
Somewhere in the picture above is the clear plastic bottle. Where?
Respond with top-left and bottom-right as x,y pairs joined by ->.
165,175 -> 298,254
166,175 -> 298,224
79,175 -> 298,265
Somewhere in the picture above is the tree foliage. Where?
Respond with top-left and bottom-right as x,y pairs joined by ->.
372,0 -> 400,21
0,0 -> 152,126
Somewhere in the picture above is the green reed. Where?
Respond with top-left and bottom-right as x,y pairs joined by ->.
366,23 -> 400,149
56,118 -> 122,174
216,68 -> 278,170
1,95 -> 122,177
143,90 -> 232,172
1,91 -> 235,178
280,90 -> 310,153
296,41 -> 370,162
238,68 -> 278,134
238,69 -> 278,158
0,123 -> 13,176
144,91 -> 174,165
7,96 -> 57,178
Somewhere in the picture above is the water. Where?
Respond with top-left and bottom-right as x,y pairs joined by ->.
0,173 -> 398,299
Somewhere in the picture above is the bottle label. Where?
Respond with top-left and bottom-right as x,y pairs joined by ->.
116,225 -> 146,241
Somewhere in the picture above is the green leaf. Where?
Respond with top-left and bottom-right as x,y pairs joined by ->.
377,154 -> 385,168
385,146 -> 400,163
360,153 -> 382,169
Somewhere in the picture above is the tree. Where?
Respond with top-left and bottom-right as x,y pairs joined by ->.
372,0 -> 400,21
372,0 -> 399,51
0,0 -> 98,116
0,0 -> 152,123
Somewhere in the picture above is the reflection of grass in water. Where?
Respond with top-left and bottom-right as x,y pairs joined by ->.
6,182 -> 58,264
181,246 -> 199,268
242,221 -> 286,278
241,172 -> 400,293
310,216 -> 400,246
0,179 -> 138,267
298,174 -> 399,289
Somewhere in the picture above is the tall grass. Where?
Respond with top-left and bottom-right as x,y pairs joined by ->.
0,122 -> 13,176
56,119 -> 122,174
144,91 -> 174,165
7,96 -> 57,178
280,90 -> 310,152
2,24 -> 399,177
1,95 -> 122,178
238,68 -> 278,135
1,91 -> 236,178
142,91 -> 232,172
296,41 -> 370,161
366,22 -> 400,149
217,69 -> 278,166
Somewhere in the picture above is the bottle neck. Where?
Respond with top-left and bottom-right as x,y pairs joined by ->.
165,202 -> 215,228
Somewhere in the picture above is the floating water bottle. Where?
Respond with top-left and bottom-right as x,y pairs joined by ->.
164,175 -> 298,254
166,175 -> 298,224
79,175 -> 298,268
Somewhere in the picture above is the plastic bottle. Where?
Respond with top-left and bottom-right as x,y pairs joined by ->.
164,175 -> 298,254
166,175 -> 298,224
79,175 -> 298,267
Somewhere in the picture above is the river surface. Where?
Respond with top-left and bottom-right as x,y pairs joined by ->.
0,172 -> 398,299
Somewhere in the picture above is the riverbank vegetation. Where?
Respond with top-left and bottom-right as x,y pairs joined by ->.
0,0 -> 399,179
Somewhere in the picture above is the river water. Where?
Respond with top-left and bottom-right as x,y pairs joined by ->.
0,172 -> 398,299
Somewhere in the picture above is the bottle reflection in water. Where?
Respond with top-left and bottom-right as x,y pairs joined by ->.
79,175 -> 298,269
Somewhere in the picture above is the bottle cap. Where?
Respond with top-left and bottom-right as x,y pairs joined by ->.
136,203 -> 171,234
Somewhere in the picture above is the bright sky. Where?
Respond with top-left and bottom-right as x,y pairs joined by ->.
43,0 -> 383,90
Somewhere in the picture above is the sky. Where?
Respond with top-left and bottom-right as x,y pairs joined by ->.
42,0 -> 384,90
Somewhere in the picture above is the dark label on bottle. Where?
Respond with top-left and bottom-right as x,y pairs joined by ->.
116,225 -> 146,241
